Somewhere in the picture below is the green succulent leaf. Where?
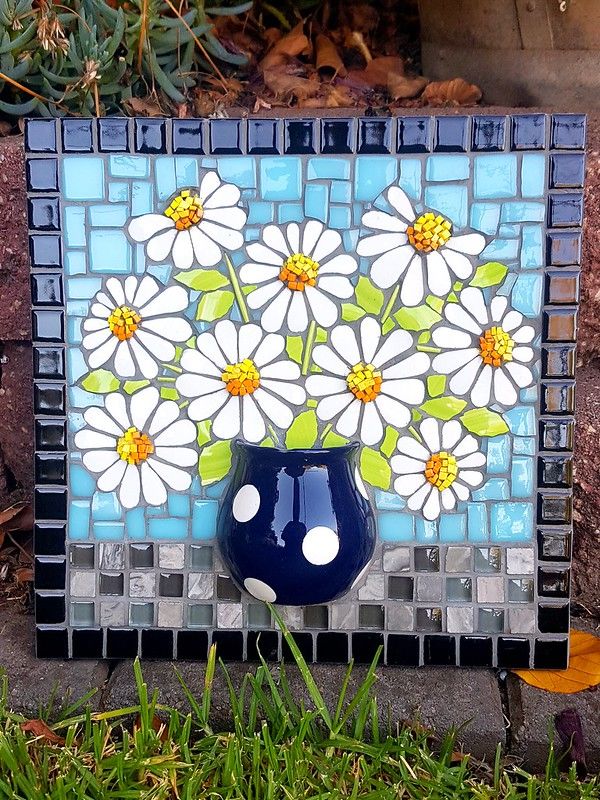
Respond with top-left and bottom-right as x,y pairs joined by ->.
196,289 -> 235,321
81,369 -> 120,394
355,276 -> 384,315
394,304 -> 442,331
360,447 -> 391,490
285,410 -> 318,450
176,269 -> 229,292
460,408 -> 509,437
198,440 -> 232,485
469,262 -> 509,288
420,396 -> 467,420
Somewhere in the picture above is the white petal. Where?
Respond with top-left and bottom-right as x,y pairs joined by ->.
187,390 -> 228,421
84,408 -> 123,437
304,286 -> 338,328
261,379 -> 305,405
306,374 -> 348,397
132,275 -> 160,308
260,360 -> 301,381
369,245 -> 414,289
140,285 -> 189,317
312,345 -> 349,377
419,417 -> 441,453
237,324 -> 264,361
501,310 -> 523,333
372,329 -> 412,367
148,400 -> 180,436
287,290 -> 309,333
440,248 -> 474,280
214,319 -> 239,363
146,458 -> 191,491
330,325 -> 360,366
118,463 -> 141,509
461,287 -> 489,326
239,263 -> 280,284
142,317 -> 192,342
456,452 -> 486,469
145,228 -> 178,263
453,434 -> 479,459
315,392 -> 354,421
180,349 -> 222,379
242,395 -> 266,443
105,392 -> 131,431
129,338 -> 160,379
124,275 -> 139,305
445,302 -> 482,335
319,254 -> 358,276
203,206 -> 246,230
357,232 -> 407,257
441,488 -> 456,510
451,481 -> 470,501
445,232 -> 486,255
396,436 -> 431,461
490,295 -> 509,323
285,223 -> 300,254
380,378 -> 425,405
105,278 -> 126,307
426,251 -> 452,297
198,171 -> 221,203
114,341 -> 136,378
263,225 -> 290,256
246,281 -> 285,311
196,331 -> 227,370
87,336 -> 118,368
431,327 -> 474,350
432,348 -> 480,375
359,317 -> 381,363
130,385 -> 159,431
311,227 -> 341,262
261,289 -> 292,333
90,301 -> 112,318
393,473 -> 426,494
253,388 -> 294,430
387,186 -> 415,223
336,399 -> 361,438
359,402 -> 384,445
399,253 -> 424,307
83,318 -> 109,332
75,429 -> 118,451
504,362 -> 533,388
82,449 -> 119,473
177,373 -> 223,398
189,225 -> 222,267
470,364 -> 493,407
382,352 -> 430,379
493,368 -> 518,406
441,419 -> 462,450
361,209 -> 407,232
140,462 -> 167,506
373,394 -> 411,428
82,328 -> 112,351
154,418 -> 196,446
407,482 -> 432,511
97,459 -> 127,492
253,333 -> 285,368
172,230 -> 194,270
212,395 -> 241,440
457,470 -> 483,487
513,326 -> 535,344
135,329 -> 176,362
246,242 -> 282,266
128,214 -> 174,243
423,488 -> 441,521
198,219 -> 243,251
318,275 -> 354,300
202,182 -> 240,210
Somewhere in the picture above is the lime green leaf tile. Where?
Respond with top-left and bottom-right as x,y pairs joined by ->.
460,408 -> 509,437
355,276 -> 384,314
453,281 -> 463,291
198,440 -> 232,485
420,396 -> 466,420
81,369 -> 120,394
427,375 -> 446,398
307,398 -> 317,409
286,336 -> 303,363
425,295 -> 444,314
341,302 -> 367,322
411,409 -> 422,424
447,292 -> 459,303
285,409 -> 318,449
123,379 -> 150,395
382,317 -> 395,335
175,269 -> 229,292
380,426 -> 399,458
260,437 -> 275,447
360,447 -> 391,490
196,420 -> 212,448
418,331 -> 431,345
469,262 -> 508,288
160,387 -> 179,401
316,326 -> 328,343
395,304 -> 441,331
196,289 -> 234,321
322,429 -> 349,448
242,284 -> 256,295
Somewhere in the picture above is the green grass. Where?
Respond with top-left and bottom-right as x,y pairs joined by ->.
0,612 -> 598,799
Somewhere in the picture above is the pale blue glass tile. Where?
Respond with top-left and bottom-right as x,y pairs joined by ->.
109,182 -> 129,202
278,204 -> 303,223
512,273 -> 543,317
471,479 -> 510,501
68,411 -> 86,432
66,277 -> 102,299
330,180 -> 352,203
241,188 -> 256,201
261,157 -> 302,200
399,159 -> 422,200
247,202 -> 274,225
90,230 -> 131,273
304,183 -> 328,222
201,158 -> 217,169
513,437 -> 536,455
67,316 -> 82,345
245,229 -> 260,241
501,202 -> 545,223
424,185 -> 468,228
217,157 -> 256,188
520,385 -> 538,403
149,517 -> 188,539
125,508 -> 145,538
521,225 -> 543,269
470,203 -> 500,235
329,205 -> 352,229
499,224 -> 521,237
93,521 -> 126,540
70,465 -> 96,498
175,156 -> 199,187
89,204 -> 128,227
426,155 -> 470,182
147,264 -> 172,284
64,206 -> 86,247
504,406 -> 536,436
69,500 -> 90,539
378,512 -> 414,541
192,500 -> 218,539
374,490 -> 405,510
190,476 -> 201,496
521,153 -> 546,198
512,456 -> 534,498
491,502 -> 533,542
110,155 -> 150,179
131,182 -> 153,215
344,229 -> 359,251
416,518 -> 438,542
481,238 -> 519,260
66,300 -> 90,317
65,251 -> 86,275
155,157 -> 176,200
69,387 -> 104,408
92,492 -> 122,521
307,158 -> 349,180
168,493 -> 189,517
67,348 -> 87,382
63,157 -> 104,200
354,156 -> 397,202
205,480 -> 227,499
487,436 -> 510,474
439,513 -> 466,542
473,154 -> 517,199
467,503 -> 488,541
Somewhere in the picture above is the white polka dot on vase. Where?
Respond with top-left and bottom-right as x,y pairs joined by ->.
232,484 -> 261,523
301,525 -> 340,566
355,467 -> 369,501
244,577 -> 277,603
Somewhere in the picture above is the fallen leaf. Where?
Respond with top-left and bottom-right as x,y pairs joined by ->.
21,719 -> 65,745
299,84 -> 359,109
315,33 -> 347,78
134,714 -> 169,742
362,56 -> 405,89
260,22 -> 311,71
15,566 -> 33,583
0,502 -> 33,551
514,630 -> 600,693
555,708 -> 587,777
252,96 -> 272,112
388,73 -> 428,100
421,77 -> 482,106
263,69 -> 320,103
122,96 -> 165,117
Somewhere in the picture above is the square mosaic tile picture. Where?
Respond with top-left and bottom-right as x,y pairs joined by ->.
27,115 -> 584,667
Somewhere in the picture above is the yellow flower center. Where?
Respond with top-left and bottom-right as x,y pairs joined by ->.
479,326 -> 514,367
108,305 -> 141,341
221,359 -> 260,396
425,451 -> 458,491
279,253 -> 319,292
164,189 -> 204,231
117,427 -> 154,465
346,362 -> 383,403
407,212 -> 452,252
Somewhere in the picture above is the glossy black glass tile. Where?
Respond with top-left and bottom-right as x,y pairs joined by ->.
497,637 -> 530,668
142,628 -> 174,658
284,119 -> 316,154
28,198 -> 60,231
538,568 -> 570,598
542,346 -> 576,378
540,420 -> 574,451
538,604 -> 569,634
98,118 -> 129,152
31,273 -> 63,305
211,631 -> 243,660
106,627 -> 139,658
159,572 -> 184,597
414,547 -> 440,571
62,118 -> 94,152
545,273 -> 579,305
388,575 -> 414,600
172,120 -> 204,154
209,119 -> 243,154
70,543 -> 95,567
538,494 -> 571,524
321,119 -> 356,154
34,557 -> 66,590
549,194 -> 584,228
248,119 -> 279,154
434,116 -> 468,152
34,347 -> 65,380
217,574 -> 241,601
35,453 -> 67,485
397,117 -> 430,152
472,116 -> 505,151
550,154 -> 585,189
130,543 -> 154,568
34,383 -> 65,415
544,310 -> 577,343
511,114 -> 546,150
30,235 -> 61,268
100,572 -> 124,595
34,523 -> 66,556
72,628 -> 104,658
386,634 -> 420,666
547,232 -> 582,266
534,638 -> 569,669
282,631 -> 314,662
358,118 -> 392,153
537,530 -> 571,561
316,631 -> 347,662
26,119 -> 57,153
247,631 -> 279,661
351,632 -> 384,664
135,119 -> 166,153
538,456 -> 572,488
27,158 -> 58,192
32,310 -> 64,342
35,488 -> 67,521
424,635 -> 456,666
177,630 -> 209,660
36,592 -> 66,624
551,114 -> 586,150
460,636 -> 493,667
540,384 -> 574,414
36,627 -> 68,659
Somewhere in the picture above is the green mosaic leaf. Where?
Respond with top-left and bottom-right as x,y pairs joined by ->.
316,326 -> 328,343
260,437 -> 275,447
469,262 -> 508,288
123,379 -> 150,395
380,426 -> 399,458
307,398 -> 317,409
460,408 -> 509,437
426,295 -> 444,314
453,281 -> 463,291
426,375 -> 446,398
322,429 -> 349,448
81,369 -> 120,394
395,304 -> 442,331
196,289 -> 235,321
286,336 -> 303,363
285,410 -> 318,449
420,396 -> 466,420
341,302 -> 367,322
175,269 -> 229,292
160,387 -> 179,401
355,276 -> 384,315
196,420 -> 211,448
382,317 -> 395,335
198,440 -> 232,485
418,331 -> 431,345
360,447 -> 391,490
447,292 -> 459,303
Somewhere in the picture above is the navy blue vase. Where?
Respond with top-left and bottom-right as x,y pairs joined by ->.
216,441 -> 376,606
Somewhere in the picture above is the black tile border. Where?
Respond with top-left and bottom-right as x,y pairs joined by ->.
25,114 -> 583,664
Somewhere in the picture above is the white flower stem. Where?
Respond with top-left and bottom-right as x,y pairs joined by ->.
225,254 -> 250,324
301,320 -> 317,376
381,285 -> 400,324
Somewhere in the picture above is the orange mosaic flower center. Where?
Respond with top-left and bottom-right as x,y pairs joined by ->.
164,189 -> 204,231
117,426 -> 154,465
479,326 -> 514,367
346,362 -> 383,403
425,451 -> 458,491
108,305 -> 141,341
407,212 -> 452,253
221,359 -> 260,396
279,253 -> 319,291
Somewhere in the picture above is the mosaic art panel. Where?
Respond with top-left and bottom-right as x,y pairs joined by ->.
27,115 -> 583,666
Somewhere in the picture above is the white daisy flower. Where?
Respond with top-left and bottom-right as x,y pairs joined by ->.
127,173 -> 247,270
82,276 -> 193,380
356,185 -> 486,306
74,386 -> 197,509
239,220 -> 358,333
391,418 -> 485,521
176,320 -> 306,443
305,317 -> 429,446
431,287 -> 536,408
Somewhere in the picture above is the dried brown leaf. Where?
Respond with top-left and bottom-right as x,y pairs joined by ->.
263,69 -> 320,102
515,630 -> 600,693
0,502 -> 32,531
134,714 -> 169,742
122,96 -> 164,117
299,84 -> 358,109
21,719 -> 65,745
260,22 -> 311,71
388,73 -> 428,100
362,56 -> 405,89
421,77 -> 482,107
315,33 -> 347,78
15,566 -> 33,583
